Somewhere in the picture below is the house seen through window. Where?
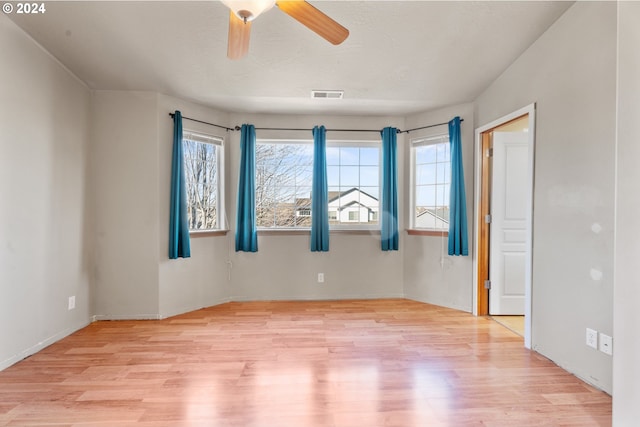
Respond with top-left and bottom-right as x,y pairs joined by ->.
412,134 -> 450,231
255,140 -> 380,228
327,145 -> 380,227
183,131 -> 224,231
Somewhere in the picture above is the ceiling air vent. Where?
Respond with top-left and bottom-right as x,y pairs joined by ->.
311,90 -> 344,99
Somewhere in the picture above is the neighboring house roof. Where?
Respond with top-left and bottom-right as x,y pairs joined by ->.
328,187 -> 378,204
415,208 -> 449,229
338,200 -> 374,213
295,187 -> 379,211
417,208 -> 449,224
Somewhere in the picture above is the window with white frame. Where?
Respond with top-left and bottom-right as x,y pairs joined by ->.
255,140 -> 313,228
411,134 -> 450,231
183,131 -> 224,231
254,140 -> 380,229
327,143 -> 380,227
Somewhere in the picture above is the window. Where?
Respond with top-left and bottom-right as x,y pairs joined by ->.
255,140 -> 380,229
327,144 -> 380,227
183,131 -> 224,231
255,141 -> 313,228
411,134 -> 450,231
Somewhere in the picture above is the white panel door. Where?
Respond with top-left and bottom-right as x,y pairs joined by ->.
489,132 -> 531,315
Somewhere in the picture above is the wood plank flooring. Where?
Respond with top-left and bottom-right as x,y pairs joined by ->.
0,299 -> 611,426
492,316 -> 525,337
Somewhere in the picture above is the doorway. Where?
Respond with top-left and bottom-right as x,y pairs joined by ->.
473,104 -> 535,348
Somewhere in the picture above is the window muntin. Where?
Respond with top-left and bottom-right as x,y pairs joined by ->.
327,144 -> 380,228
183,131 -> 224,231
412,134 -> 450,231
255,140 -> 380,229
255,141 -> 313,228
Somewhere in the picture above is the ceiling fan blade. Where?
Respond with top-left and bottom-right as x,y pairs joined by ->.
276,1 -> 349,45
227,10 -> 252,60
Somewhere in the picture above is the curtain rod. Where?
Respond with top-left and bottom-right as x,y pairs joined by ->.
168,113 -> 235,132
168,112 -> 462,134
241,126 -> 383,133
401,118 -> 464,134
234,119 -> 463,134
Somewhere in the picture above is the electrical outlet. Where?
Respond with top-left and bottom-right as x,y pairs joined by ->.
68,296 -> 76,311
586,328 -> 598,349
599,333 -> 613,356
317,273 -> 324,283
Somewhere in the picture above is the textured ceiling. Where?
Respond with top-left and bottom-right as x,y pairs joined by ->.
9,1 -> 572,116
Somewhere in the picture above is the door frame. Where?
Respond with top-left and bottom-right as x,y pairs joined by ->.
472,103 -> 536,349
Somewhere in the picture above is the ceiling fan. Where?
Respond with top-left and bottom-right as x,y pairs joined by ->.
221,0 -> 349,59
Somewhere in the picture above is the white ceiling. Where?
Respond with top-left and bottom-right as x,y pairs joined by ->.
9,1 -> 572,116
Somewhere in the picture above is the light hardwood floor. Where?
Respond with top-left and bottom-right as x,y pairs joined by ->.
492,315 -> 525,337
0,299 -> 611,426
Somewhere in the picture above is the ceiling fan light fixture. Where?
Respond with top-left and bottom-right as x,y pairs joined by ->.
221,0 -> 276,22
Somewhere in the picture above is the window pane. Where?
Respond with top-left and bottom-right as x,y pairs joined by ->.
438,162 -> 451,184
255,142 -> 313,228
416,145 -> 437,164
296,186 -> 312,200
183,137 -> 221,231
275,206 -> 295,227
340,147 -> 359,165
360,166 -> 378,187
360,147 -> 379,166
257,206 -> 275,228
296,166 -> 313,183
327,166 -> 340,187
416,185 -> 436,206
326,147 -> 340,165
436,184 -> 447,206
360,186 -> 379,202
278,186 -> 296,204
412,139 -> 450,231
259,141 -> 380,228
437,142 -> 449,161
416,164 -> 437,185
340,166 -> 359,187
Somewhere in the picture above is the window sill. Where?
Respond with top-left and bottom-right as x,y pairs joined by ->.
406,229 -> 449,237
257,228 -> 381,236
189,229 -> 229,238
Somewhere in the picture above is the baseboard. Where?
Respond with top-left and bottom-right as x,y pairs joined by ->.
160,296 -> 233,319
0,319 -> 91,372
229,293 -> 406,302
403,294 -> 472,313
91,313 -> 163,321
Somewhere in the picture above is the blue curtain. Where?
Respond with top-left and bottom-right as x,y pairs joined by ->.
311,126 -> 329,252
381,127 -> 399,251
235,124 -> 258,252
448,116 -> 468,256
169,110 -> 191,259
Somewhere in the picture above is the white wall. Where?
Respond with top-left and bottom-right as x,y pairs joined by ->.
89,93 -> 411,317
613,2 -> 640,425
403,103 -> 475,312
90,91 -> 161,319
226,113 -> 406,301
475,2 -> 616,393
0,14 -> 92,369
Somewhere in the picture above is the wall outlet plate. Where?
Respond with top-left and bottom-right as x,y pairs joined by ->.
599,333 -> 613,356
586,328 -> 598,349
68,296 -> 76,310
317,273 -> 324,283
